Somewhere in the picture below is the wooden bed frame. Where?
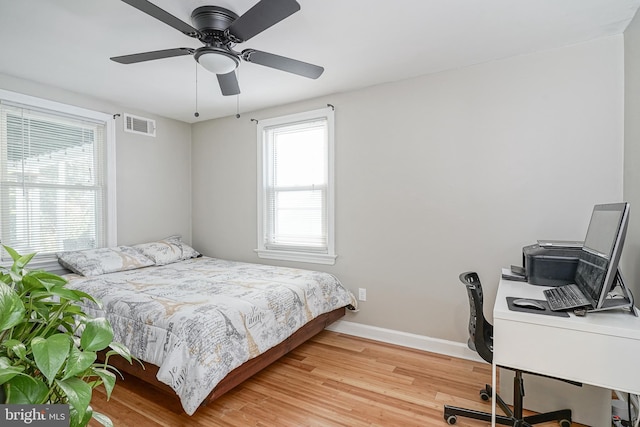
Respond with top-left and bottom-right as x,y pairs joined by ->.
103,307 -> 346,411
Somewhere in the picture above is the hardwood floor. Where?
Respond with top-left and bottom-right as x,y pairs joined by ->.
89,331 -> 587,426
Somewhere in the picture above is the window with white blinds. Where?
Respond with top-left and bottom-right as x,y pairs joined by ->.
0,90 -> 115,265
256,107 -> 336,265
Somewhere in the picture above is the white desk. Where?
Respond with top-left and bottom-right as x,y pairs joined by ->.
491,279 -> 640,425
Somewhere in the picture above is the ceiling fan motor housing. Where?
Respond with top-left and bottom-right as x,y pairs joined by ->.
191,6 -> 238,34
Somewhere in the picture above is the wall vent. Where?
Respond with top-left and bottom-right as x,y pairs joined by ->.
123,113 -> 156,137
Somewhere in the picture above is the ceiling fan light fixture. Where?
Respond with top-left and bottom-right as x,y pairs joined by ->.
195,48 -> 239,75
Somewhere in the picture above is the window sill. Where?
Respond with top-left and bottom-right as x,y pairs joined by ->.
255,249 -> 337,265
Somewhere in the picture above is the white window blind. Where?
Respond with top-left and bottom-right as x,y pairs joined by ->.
257,107 -> 336,265
0,100 -> 107,261
265,119 -> 328,251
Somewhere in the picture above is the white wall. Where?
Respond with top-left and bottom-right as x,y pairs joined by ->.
0,73 -> 193,246
192,36 -> 624,343
624,10 -> 640,300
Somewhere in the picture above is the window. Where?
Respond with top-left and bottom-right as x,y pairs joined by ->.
0,89 -> 116,268
256,107 -> 335,265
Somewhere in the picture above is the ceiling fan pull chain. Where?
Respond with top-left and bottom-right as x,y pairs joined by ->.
236,68 -> 241,119
194,62 -> 200,118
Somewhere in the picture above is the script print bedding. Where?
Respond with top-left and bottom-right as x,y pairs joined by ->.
64,257 -> 357,415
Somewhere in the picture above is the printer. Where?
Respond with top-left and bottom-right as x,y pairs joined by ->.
522,240 -> 583,286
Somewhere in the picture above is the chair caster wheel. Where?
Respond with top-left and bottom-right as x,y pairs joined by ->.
446,414 -> 457,424
479,389 -> 490,401
559,419 -> 571,427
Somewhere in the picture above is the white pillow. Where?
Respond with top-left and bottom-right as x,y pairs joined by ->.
57,246 -> 154,276
132,235 -> 200,266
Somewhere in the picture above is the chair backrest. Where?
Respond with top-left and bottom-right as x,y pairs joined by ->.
459,272 -> 494,364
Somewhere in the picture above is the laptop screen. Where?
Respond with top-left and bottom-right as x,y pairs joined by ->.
574,251 -> 608,303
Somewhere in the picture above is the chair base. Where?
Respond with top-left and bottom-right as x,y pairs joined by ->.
443,384 -> 572,426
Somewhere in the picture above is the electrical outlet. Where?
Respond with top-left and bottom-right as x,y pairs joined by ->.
358,288 -> 367,301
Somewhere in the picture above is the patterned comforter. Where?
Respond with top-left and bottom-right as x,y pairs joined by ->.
64,257 -> 356,415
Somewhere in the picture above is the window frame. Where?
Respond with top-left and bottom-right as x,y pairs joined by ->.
255,107 -> 336,265
0,89 -> 117,271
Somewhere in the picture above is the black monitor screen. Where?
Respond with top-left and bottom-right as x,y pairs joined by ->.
574,203 -> 629,307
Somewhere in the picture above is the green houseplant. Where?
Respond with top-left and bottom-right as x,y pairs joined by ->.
0,246 -> 137,427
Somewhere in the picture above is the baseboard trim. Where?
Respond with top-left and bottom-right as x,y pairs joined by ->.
326,319 -> 483,363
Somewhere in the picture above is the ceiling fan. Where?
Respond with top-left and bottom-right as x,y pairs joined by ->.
111,0 -> 324,96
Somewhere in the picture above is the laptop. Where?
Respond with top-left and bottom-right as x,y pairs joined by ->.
544,203 -> 629,311
544,283 -> 592,311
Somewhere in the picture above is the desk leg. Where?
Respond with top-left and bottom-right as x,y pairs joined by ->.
491,362 -> 496,427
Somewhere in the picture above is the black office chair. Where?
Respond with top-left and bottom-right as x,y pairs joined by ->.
443,272 -> 573,426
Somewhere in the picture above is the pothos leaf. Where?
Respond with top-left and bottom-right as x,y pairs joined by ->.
80,318 -> 113,352
31,335 -> 70,385
55,377 -> 92,422
5,375 -> 48,404
0,281 -> 25,331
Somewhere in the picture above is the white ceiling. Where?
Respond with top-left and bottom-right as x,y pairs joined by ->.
0,0 -> 638,123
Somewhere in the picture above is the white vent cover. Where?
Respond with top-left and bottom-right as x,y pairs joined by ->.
123,113 -> 156,137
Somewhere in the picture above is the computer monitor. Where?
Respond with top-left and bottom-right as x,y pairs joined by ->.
574,202 -> 630,309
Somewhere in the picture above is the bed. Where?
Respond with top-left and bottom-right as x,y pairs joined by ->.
58,238 -> 356,415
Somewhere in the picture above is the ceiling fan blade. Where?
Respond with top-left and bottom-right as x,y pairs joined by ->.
242,49 -> 324,79
111,48 -> 194,64
227,0 -> 300,42
217,71 -> 241,96
121,0 -> 202,38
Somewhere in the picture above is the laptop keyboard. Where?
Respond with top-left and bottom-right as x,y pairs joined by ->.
544,284 -> 591,311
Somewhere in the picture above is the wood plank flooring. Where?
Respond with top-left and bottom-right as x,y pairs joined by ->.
89,331 -> 588,426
